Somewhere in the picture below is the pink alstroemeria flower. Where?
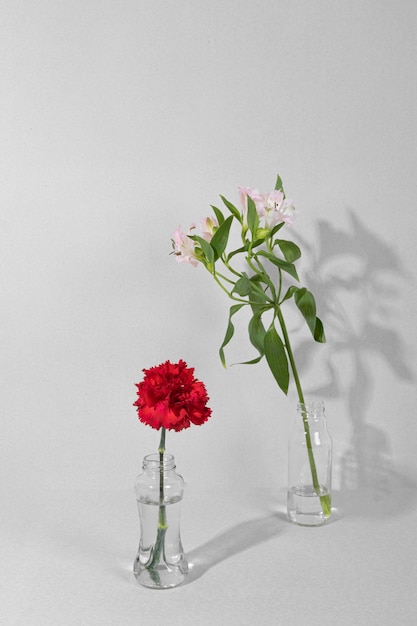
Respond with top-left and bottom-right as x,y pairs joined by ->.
238,187 -> 263,222
240,188 -> 296,229
201,216 -> 219,242
172,225 -> 199,267
257,190 -> 296,228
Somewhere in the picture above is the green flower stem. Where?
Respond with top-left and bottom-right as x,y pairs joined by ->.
275,306 -> 331,516
219,252 -> 275,304
222,257 -> 243,279
213,273 -> 245,302
276,268 -> 283,302
265,234 -> 274,255
246,253 -> 277,302
158,427 -> 167,530
145,428 -> 168,583
215,270 -> 237,286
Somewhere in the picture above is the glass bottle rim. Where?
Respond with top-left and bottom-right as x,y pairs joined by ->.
143,453 -> 176,470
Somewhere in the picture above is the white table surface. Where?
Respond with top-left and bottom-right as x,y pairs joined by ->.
2,484 -> 416,626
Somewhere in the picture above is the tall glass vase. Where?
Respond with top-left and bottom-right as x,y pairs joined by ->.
134,453 -> 188,588
287,401 -> 332,526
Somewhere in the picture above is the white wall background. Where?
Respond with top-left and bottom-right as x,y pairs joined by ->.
1,1 -> 416,508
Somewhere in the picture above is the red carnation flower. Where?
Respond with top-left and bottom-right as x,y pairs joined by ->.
133,359 -> 212,431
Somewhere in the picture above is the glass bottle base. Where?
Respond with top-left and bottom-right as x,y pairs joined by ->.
134,556 -> 188,589
287,485 -> 331,526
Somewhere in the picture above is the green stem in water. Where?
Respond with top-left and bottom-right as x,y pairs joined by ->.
146,428 -> 168,583
275,307 -> 331,517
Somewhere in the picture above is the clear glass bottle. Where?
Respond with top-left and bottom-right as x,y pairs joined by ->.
134,453 -> 188,588
287,401 -> 332,526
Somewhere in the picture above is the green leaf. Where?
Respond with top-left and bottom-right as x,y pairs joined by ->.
247,237 -> 267,254
232,274 -> 252,296
277,259 -> 299,281
219,304 -> 245,367
210,215 -> 233,259
294,288 -> 317,337
275,239 -> 301,263
227,244 -> 247,261
313,316 -> 326,343
210,205 -> 225,226
247,196 -> 259,237
220,195 -> 242,221
264,325 -> 289,394
275,173 -> 285,194
281,285 -> 299,304
248,278 -> 270,304
270,222 -> 285,238
193,235 -> 214,268
248,309 -> 266,357
227,237 -> 265,261
237,355 -> 264,366
256,250 -> 299,281
291,288 -> 326,343
235,307 -> 268,366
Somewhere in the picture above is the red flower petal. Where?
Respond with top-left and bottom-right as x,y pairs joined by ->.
133,360 -> 211,431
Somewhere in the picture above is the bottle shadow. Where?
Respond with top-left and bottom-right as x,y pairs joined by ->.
293,210 -> 416,519
183,513 -> 285,584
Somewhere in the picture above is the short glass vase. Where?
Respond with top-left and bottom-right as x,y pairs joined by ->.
134,453 -> 188,588
287,401 -> 332,526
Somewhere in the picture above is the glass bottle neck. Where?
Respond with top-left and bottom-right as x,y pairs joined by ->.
297,400 -> 325,418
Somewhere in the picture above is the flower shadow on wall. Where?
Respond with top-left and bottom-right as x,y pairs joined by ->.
294,211 -> 415,518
